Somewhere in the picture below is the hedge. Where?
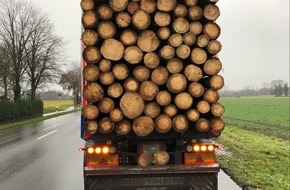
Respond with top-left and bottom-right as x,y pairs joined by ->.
0,100 -> 43,123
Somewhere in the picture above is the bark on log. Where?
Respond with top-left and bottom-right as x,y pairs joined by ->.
124,46 -> 143,64
116,12 -> 131,27
83,82 -> 104,103
184,64 -> 203,82
188,82 -> 204,98
132,9 -> 151,30
116,120 -> 131,136
157,0 -> 177,12
109,0 -> 129,12
108,83 -> 124,98
196,100 -> 210,114
98,97 -> 115,113
83,64 -> 100,82
185,0 -> 197,6
163,104 -> 178,117
210,118 -> 225,133
83,46 -> 101,64
82,10 -> 98,29
173,17 -> 189,34
153,151 -> 170,165
120,29 -> 138,46
211,102 -> 225,117
183,32 -> 196,46
169,34 -> 183,47
204,4 -> 220,21
207,40 -> 222,55
85,120 -> 98,134
151,66 -> 169,85
99,71 -> 115,86
112,63 -> 129,80
186,109 -> 200,122
83,104 -> 99,120
174,4 -> 187,17
172,115 -> 188,133
110,108 -> 124,122
140,0 -> 157,13
99,117 -> 115,134
96,4 -> 113,20
99,59 -> 111,72
166,74 -> 187,93
80,0 -> 94,11
124,77 -> 140,92
191,48 -> 207,65
144,102 -> 161,118
138,30 -> 160,53
157,27 -> 171,40
120,92 -> 145,119
167,58 -> 183,74
176,44 -> 191,59
133,116 -> 154,137
188,6 -> 203,21
156,91 -> 171,106
203,22 -> 221,40
197,34 -> 210,48
195,118 -> 210,132
81,29 -> 98,46
160,45 -> 175,60
137,153 -> 153,167
144,52 -> 160,69
189,21 -> 203,35
203,57 -> 222,75
203,89 -> 220,103
155,114 -> 172,133
101,38 -> 124,61
127,2 -> 140,14
154,12 -> 171,27
97,21 -> 116,39
133,66 -> 151,82
174,92 -> 193,110
139,81 -> 159,101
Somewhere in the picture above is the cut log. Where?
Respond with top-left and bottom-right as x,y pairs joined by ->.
203,89 -> 220,103
83,82 -> 104,103
184,64 -> 203,82
205,75 -> 224,90
98,97 -> 115,113
81,29 -> 98,46
210,118 -> 225,133
154,12 -> 171,27
109,0 -> 129,12
160,45 -> 175,60
183,32 -> 196,46
167,58 -> 183,74
188,82 -> 204,98
166,74 -> 187,93
204,4 -> 220,21
137,153 -> 153,167
151,66 -> 169,85
155,114 -> 172,133
144,102 -> 161,118
99,59 -> 111,72
169,33 -> 183,47
195,118 -> 210,132
83,64 -> 100,82
101,38 -> 124,61
140,0 -> 157,13
157,0 -> 177,12
197,34 -> 210,48
83,46 -> 101,64
174,92 -> 193,110
185,0 -> 197,6
120,29 -> 138,46
116,120 -> 131,136
186,109 -> 200,122
163,104 -> 178,117
108,83 -> 124,98
83,104 -> 99,120
203,22 -> 221,40
120,92 -> 145,119
132,9 -> 151,30
127,2 -> 140,14
191,48 -> 207,65
174,4 -> 187,17
82,10 -> 98,29
96,4 -> 113,20
137,30 -> 160,53
188,6 -> 203,21
97,21 -> 116,39
207,40 -> 222,55
99,71 -> 115,86
124,46 -> 143,64
211,102 -> 225,117
99,117 -> 115,134
196,100 -> 210,114
203,57 -> 222,75
110,108 -> 124,122
112,63 -> 129,80
189,21 -> 203,35
139,81 -> 159,101
156,91 -> 171,106
133,66 -> 151,82
176,44 -> 191,59
124,77 -> 140,92
172,115 -> 188,133
85,120 -> 98,134
144,52 -> 160,69
153,151 -> 170,165
116,12 -> 131,27
173,17 -> 189,34
133,116 -> 154,137
80,0 -> 94,11
157,27 -> 171,40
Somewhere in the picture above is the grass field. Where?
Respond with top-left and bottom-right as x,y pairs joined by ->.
217,96 -> 289,190
43,100 -> 74,113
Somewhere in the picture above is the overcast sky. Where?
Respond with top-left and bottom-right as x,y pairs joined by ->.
30,0 -> 289,91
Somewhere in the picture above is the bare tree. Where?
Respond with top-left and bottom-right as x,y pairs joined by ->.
0,44 -> 10,99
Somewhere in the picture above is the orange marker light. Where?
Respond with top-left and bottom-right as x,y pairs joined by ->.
208,145 -> 214,151
87,147 -> 94,154
193,145 -> 200,152
102,147 -> 109,154
95,147 -> 102,154
201,145 -> 207,152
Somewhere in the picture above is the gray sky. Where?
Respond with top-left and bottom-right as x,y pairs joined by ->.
31,0 -> 289,91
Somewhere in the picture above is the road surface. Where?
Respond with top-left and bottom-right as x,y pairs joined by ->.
0,112 -> 241,190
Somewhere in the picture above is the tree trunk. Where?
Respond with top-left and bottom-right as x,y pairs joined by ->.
184,64 -> 203,82
98,97 -> 115,113
82,10 -> 98,29
85,120 -> 98,134
133,66 -> 150,82
157,27 -> 171,40
124,46 -> 143,64
203,75 -> 224,90
124,77 -> 140,92
109,0 -> 129,12
186,109 -> 200,122
153,151 -> 170,165
83,64 -> 100,82
203,89 -> 220,103
83,46 -> 101,64
116,120 -> 131,136
207,40 -> 222,55
157,0 -> 177,12
96,4 -> 113,20
101,38 -> 125,61
188,6 -> 203,21
163,104 -> 178,117
120,29 -> 137,46
116,12 -> 131,28
83,82 -> 104,103
83,104 -> 99,120
154,12 -> 171,27
204,4 -> 220,21
203,22 -> 221,40
172,115 -> 188,133
176,44 -> 190,59
196,100 -> 210,114
151,66 -> 169,85
174,92 -> 193,110
211,102 -> 225,117
174,4 -> 187,17
155,114 -> 172,133
99,71 -> 115,86
81,29 -> 99,46
160,45 -> 175,60
108,83 -> 124,98
132,9 -> 151,30
188,82 -> 204,98
133,116 -> 154,137
185,0 -> 197,6
203,57 -> 222,75
127,1 -> 140,14
144,52 -> 160,69
110,108 -> 124,122
156,91 -> 171,106
137,30 -> 160,53
173,17 -> 189,34
98,21 -> 116,39
140,0 -> 157,13
99,59 -> 111,72
183,32 -> 196,46
112,63 -> 129,80
80,0 -> 94,11
168,33 -> 183,47
167,58 -> 183,74
195,118 -> 210,132
137,153 -> 153,167
120,92 -> 145,119
144,102 -> 161,118
99,117 -> 115,134
191,48 -> 207,65
197,34 -> 210,48
189,21 -> 203,35
139,81 -> 159,101
166,74 -> 187,93
210,118 -> 225,133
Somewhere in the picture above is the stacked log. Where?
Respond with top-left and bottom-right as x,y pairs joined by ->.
81,0 -> 225,138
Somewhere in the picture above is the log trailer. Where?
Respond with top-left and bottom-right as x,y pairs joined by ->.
80,0 -> 224,189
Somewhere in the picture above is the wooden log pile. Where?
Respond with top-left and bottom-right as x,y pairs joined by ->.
81,0 -> 225,138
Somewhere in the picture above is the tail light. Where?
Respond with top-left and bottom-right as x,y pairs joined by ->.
184,144 -> 218,165
85,145 -> 119,167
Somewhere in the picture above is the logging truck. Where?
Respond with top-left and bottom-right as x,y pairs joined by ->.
80,0 -> 224,189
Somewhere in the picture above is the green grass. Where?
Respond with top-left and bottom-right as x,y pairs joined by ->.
217,96 -> 290,190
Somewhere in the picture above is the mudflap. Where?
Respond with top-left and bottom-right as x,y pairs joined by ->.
84,173 -> 218,190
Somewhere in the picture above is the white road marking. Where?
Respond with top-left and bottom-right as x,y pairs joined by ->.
37,130 -> 58,140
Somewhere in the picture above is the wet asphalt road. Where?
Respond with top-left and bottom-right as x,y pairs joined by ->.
0,112 -> 241,190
